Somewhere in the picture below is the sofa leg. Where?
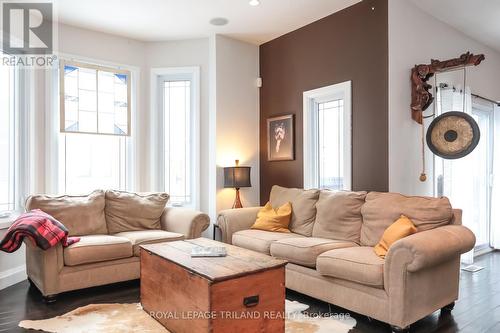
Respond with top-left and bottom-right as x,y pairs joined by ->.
43,294 -> 58,304
441,301 -> 455,313
27,278 -> 35,288
391,325 -> 410,333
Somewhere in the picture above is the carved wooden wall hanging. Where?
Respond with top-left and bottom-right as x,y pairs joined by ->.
410,52 -> 485,124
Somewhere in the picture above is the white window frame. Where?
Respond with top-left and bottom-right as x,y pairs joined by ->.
0,62 -> 17,213
46,55 -> 138,195
150,67 -> 200,209
303,81 -> 352,190
0,50 -> 33,228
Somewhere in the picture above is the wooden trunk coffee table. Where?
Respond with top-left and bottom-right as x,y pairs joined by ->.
140,238 -> 287,333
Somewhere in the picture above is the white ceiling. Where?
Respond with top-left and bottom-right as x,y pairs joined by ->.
53,0 -> 361,45
410,0 -> 500,53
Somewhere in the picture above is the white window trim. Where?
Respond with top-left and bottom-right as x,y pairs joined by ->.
303,80 -> 352,190
0,52 -> 34,228
150,67 -> 200,209
59,60 -> 132,136
46,53 -> 139,195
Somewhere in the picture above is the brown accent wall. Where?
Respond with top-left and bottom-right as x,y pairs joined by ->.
259,0 -> 388,204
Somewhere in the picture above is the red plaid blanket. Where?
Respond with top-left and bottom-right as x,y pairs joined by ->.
0,209 -> 80,253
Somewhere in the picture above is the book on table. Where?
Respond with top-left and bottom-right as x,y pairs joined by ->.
190,246 -> 227,257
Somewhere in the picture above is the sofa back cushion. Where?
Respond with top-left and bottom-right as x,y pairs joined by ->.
105,190 -> 169,234
360,192 -> 453,246
269,185 -> 319,236
312,190 -> 367,244
25,190 -> 107,236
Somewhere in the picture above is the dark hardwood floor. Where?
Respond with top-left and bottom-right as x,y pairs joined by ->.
1,251 -> 499,332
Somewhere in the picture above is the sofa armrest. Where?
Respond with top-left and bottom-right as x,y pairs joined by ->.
385,225 -> 475,273
216,207 -> 261,244
160,207 -> 210,239
383,224 -> 474,327
25,240 -> 64,296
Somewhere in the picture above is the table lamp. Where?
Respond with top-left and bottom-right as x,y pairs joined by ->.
223,160 -> 251,209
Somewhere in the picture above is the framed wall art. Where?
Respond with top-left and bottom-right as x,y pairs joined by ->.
267,114 -> 294,161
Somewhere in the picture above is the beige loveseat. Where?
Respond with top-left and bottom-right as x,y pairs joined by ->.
25,190 -> 210,302
217,186 -> 475,332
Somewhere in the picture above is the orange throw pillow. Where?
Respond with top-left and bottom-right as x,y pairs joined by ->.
374,215 -> 417,258
251,202 -> 292,233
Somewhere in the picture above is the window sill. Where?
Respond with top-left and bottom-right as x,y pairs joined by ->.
0,212 -> 21,230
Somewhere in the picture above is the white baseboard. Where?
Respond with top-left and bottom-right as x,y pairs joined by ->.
0,265 -> 27,290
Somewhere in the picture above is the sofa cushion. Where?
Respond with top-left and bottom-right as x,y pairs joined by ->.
312,190 -> 367,243
270,237 -> 358,268
316,247 -> 385,288
251,202 -> 292,233
374,215 -> 417,258
105,190 -> 169,234
63,235 -> 132,266
113,230 -> 184,256
232,229 -> 304,254
26,190 -> 107,236
360,192 -> 453,246
269,185 -> 320,236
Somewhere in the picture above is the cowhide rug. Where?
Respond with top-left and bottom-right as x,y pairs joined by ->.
19,300 -> 356,333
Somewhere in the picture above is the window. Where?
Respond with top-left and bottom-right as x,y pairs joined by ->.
303,81 -> 352,190
434,87 -> 494,252
318,99 -> 345,190
154,68 -> 200,207
58,60 -> 132,195
60,61 -> 131,136
58,133 -> 127,194
0,58 -> 16,212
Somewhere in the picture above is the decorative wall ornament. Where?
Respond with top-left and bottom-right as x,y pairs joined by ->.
410,52 -> 485,124
411,52 -> 485,182
426,111 -> 480,159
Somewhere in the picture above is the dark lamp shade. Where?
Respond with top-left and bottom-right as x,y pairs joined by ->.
224,166 -> 251,188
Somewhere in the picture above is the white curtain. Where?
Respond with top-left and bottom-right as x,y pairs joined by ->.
491,104 -> 500,249
435,86 -> 476,264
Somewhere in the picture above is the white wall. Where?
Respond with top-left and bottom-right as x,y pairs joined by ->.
144,36 -> 260,235
0,229 -> 26,290
58,24 -> 147,66
213,35 -> 260,214
145,38 -> 212,217
388,0 -> 500,196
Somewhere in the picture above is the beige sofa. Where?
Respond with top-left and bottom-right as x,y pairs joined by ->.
25,190 -> 210,302
217,186 -> 475,332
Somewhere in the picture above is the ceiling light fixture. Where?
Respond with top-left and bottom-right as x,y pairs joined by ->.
209,17 -> 229,26
249,0 -> 260,6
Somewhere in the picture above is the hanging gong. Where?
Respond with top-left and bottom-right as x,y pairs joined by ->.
426,111 -> 480,159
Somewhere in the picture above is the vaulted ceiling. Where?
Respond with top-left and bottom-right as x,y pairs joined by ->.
410,0 -> 500,53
